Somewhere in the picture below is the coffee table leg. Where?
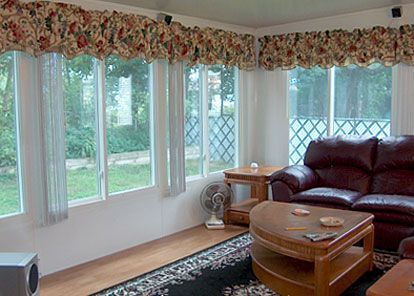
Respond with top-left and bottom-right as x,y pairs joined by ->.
315,255 -> 330,296
363,224 -> 375,271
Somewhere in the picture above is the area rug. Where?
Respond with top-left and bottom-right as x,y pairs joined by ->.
93,233 -> 399,296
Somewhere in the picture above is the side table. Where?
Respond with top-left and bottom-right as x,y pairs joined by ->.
366,259 -> 414,296
223,166 -> 283,225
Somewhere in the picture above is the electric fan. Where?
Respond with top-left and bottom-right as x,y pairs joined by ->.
200,182 -> 233,230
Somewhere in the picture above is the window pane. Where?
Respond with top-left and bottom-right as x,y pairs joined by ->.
184,65 -> 202,177
105,56 -> 152,194
207,65 -> 238,172
63,56 -> 99,201
334,64 -> 391,138
0,52 -> 21,216
289,67 -> 328,164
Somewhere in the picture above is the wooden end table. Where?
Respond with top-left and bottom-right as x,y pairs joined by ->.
223,166 -> 283,225
250,201 -> 374,296
366,259 -> 414,296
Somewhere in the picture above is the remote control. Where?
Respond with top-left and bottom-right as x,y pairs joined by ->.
304,232 -> 338,242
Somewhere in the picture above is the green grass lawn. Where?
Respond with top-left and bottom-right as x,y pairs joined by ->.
0,173 -> 20,217
0,160 -> 233,216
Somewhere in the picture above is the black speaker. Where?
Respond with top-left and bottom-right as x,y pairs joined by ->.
391,6 -> 402,18
157,13 -> 173,25
0,253 -> 39,296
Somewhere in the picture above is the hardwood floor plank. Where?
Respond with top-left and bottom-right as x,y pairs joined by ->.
40,225 -> 247,296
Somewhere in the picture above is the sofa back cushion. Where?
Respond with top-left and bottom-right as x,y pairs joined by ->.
304,135 -> 378,194
372,136 -> 414,195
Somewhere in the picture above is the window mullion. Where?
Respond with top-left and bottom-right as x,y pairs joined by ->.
327,67 -> 335,136
201,65 -> 209,176
13,52 -> 24,213
96,59 -> 108,200
234,68 -> 240,167
149,62 -> 157,187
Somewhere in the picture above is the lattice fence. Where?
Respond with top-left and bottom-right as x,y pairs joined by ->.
185,115 -> 235,163
289,117 -> 327,165
289,117 -> 390,165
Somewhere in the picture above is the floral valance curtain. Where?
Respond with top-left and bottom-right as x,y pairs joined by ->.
259,25 -> 414,70
0,0 -> 256,70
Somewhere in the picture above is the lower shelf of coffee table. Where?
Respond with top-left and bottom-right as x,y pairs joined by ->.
251,242 -> 372,296
224,198 -> 259,225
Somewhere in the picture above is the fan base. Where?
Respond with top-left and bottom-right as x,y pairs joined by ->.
205,221 -> 225,230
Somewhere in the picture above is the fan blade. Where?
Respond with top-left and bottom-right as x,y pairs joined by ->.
203,199 -> 214,210
205,185 -> 219,198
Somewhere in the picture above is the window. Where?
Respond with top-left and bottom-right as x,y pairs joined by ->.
208,65 -> 238,172
289,64 -> 392,164
184,65 -> 202,177
105,56 -> 153,194
0,52 -> 22,217
334,64 -> 392,136
63,55 -> 99,201
57,55 -> 154,203
289,67 -> 328,165
184,64 -> 239,177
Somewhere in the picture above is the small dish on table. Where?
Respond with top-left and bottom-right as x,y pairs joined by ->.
320,216 -> 344,227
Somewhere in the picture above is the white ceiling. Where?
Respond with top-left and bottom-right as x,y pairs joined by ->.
98,0 -> 414,28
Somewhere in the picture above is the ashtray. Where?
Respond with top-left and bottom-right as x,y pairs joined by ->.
320,216 -> 344,227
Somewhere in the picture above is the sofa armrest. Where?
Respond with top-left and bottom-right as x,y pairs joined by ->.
399,237 -> 414,259
270,165 -> 318,193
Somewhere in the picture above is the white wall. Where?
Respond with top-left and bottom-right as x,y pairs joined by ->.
257,3 -> 414,36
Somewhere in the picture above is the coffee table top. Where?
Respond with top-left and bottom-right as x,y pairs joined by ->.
250,201 -> 373,251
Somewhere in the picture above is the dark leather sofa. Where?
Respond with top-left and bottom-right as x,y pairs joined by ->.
270,135 -> 414,251
399,237 -> 414,259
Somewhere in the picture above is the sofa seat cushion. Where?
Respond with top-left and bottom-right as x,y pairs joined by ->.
352,194 -> 414,225
291,187 -> 362,208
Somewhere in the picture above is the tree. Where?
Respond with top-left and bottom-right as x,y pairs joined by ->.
0,52 -> 17,167
208,64 -> 235,116
290,64 -> 392,120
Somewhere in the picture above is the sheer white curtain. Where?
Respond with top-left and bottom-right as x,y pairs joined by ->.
168,62 -> 186,196
37,53 -> 68,226
392,64 -> 414,136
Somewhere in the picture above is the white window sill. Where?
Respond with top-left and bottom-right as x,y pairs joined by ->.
185,171 -> 224,184
108,184 -> 156,199
0,211 -> 26,221
69,196 -> 102,208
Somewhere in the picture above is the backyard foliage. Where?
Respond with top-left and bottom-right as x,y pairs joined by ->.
0,52 -> 16,167
290,64 -> 392,119
63,55 -> 151,159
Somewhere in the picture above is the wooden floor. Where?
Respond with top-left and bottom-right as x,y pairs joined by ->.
40,225 -> 248,296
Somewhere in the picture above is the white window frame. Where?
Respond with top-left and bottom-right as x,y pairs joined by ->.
14,52 -> 24,216
185,64 -> 240,181
288,65 -> 392,165
67,57 -> 156,206
0,52 -> 25,219
104,59 -> 156,198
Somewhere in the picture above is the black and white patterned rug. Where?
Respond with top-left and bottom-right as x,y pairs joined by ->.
93,233 -> 399,296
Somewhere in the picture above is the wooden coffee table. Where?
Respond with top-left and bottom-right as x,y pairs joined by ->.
250,201 -> 374,296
